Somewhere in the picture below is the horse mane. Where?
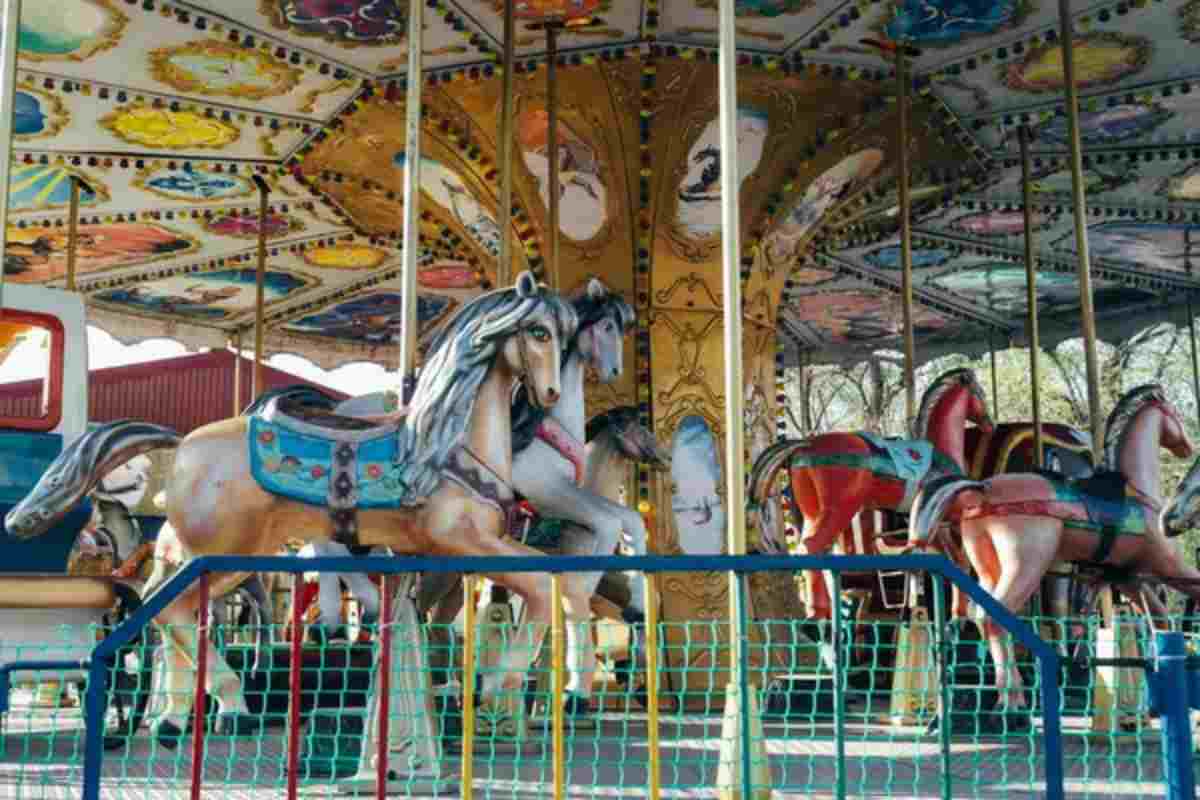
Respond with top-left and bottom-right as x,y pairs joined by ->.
914,368 -> 978,438
1102,383 -> 1167,471
512,280 -> 635,454
397,274 -> 578,505
585,405 -> 639,443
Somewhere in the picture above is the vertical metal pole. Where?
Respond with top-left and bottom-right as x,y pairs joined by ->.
496,0 -> 517,288
1019,126 -> 1045,468
932,573 -> 952,800
831,570 -> 846,799
644,574 -> 662,800
398,0 -> 425,381
286,574 -> 303,800
988,330 -> 1000,424
1188,296 -> 1200,428
800,351 -> 813,435
545,25 -> 561,290
190,573 -> 211,800
0,0 -> 22,310
376,575 -> 393,799
460,575 -> 477,800
66,178 -> 81,292
232,330 -> 242,416
736,573 -> 755,800
253,180 -> 269,397
1058,0 -> 1104,463
896,49 -> 917,434
551,574 -> 566,800
1154,631 -> 1196,800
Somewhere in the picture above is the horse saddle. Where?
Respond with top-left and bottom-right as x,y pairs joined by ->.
857,433 -> 946,512
1033,468 -> 1146,563
247,393 -> 409,549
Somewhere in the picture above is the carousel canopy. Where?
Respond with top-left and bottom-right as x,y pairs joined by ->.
2,0 -> 1198,368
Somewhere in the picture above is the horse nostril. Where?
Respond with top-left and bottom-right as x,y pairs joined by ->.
547,387 -> 560,402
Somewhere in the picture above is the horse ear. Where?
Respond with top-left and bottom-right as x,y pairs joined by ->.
586,277 -> 607,300
515,271 -> 538,298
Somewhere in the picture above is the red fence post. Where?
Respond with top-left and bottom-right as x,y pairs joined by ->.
189,572 -> 210,800
376,575 -> 393,799
287,573 -> 303,799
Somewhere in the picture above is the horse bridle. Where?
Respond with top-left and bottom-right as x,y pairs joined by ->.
515,322 -> 542,410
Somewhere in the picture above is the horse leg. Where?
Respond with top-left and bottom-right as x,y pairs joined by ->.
970,518 -> 1061,713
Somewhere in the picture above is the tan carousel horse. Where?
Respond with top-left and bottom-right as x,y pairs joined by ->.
6,272 -> 590,745
910,384 -> 1200,718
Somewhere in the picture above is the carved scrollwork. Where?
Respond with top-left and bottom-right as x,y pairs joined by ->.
654,272 -> 722,309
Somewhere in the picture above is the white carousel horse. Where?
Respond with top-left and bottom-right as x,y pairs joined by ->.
7,272 -> 585,747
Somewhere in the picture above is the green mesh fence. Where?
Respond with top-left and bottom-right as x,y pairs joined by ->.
0,575 -> 1189,798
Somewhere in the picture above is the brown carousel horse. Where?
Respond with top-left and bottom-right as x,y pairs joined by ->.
6,272 -> 590,745
911,384 -> 1200,715
748,368 -> 993,618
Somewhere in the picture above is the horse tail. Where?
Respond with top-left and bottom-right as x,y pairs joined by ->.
909,475 -> 985,547
238,574 -> 274,676
5,420 -> 181,540
747,439 -> 812,551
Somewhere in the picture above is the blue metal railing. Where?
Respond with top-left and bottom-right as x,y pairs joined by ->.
79,553 -> 1065,800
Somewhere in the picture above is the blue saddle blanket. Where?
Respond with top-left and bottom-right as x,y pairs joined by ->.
247,416 -> 405,509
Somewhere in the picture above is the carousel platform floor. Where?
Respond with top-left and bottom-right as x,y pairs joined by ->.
0,688 -> 1176,799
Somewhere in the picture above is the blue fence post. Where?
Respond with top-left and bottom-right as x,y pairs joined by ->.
82,657 -> 111,800
831,570 -> 846,799
1153,631 -> 1195,800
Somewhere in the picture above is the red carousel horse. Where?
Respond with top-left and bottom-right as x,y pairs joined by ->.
911,384 -> 1200,717
749,368 -> 992,618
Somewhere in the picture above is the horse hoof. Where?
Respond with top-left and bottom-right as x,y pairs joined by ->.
215,713 -> 262,737
154,719 -> 184,750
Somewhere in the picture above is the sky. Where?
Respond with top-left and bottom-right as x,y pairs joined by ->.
1,324 -> 397,396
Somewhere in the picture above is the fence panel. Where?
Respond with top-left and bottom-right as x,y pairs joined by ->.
0,554 -> 1083,799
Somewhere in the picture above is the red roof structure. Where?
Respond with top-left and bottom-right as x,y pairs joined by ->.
0,350 -> 348,434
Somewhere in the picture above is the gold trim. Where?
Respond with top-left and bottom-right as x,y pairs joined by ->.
17,0 -> 128,63
148,40 -> 303,100
298,78 -> 358,114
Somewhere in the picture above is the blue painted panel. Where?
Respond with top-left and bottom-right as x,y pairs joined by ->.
0,431 -> 91,572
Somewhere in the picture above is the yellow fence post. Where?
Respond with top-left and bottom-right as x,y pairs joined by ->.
644,573 -> 661,800
461,575 -> 477,800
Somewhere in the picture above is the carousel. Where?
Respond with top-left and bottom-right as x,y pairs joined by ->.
3,0 -> 1200,797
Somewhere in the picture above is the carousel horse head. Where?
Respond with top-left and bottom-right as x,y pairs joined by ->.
915,367 -> 993,438
568,277 -> 635,383
1103,384 -> 1194,470
586,405 -> 671,469
399,271 -> 576,502
1162,454 -> 1200,538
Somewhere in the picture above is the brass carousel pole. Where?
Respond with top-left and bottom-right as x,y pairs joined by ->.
545,21 -> 562,289
398,0 -> 425,383
251,175 -> 270,397
496,0 -> 517,288
0,0 -> 20,310
896,45 -> 918,434
800,351 -> 813,435
1058,0 -> 1104,459
988,330 -> 1000,423
1189,296 -> 1200,428
232,329 -> 243,416
65,177 -> 94,293
1018,126 -> 1044,467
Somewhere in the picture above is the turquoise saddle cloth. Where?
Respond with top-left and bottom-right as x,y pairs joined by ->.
247,415 -> 406,509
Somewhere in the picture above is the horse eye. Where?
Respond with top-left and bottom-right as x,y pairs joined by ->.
529,325 -> 550,342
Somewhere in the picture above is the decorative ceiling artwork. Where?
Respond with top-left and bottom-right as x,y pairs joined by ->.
100,106 -> 241,150
94,268 -> 311,319
419,261 -> 482,289
764,148 -> 884,267
134,165 -> 256,203
7,164 -> 108,213
303,244 -> 391,270
147,40 -> 303,100
674,108 -> 769,241
394,154 -> 501,257
18,0 -> 127,62
1052,221 -> 1200,273
203,212 -> 306,240
13,89 -> 68,140
862,244 -> 954,271
788,289 -> 953,344
1000,33 -> 1151,93
283,292 -> 457,346
517,108 -> 608,242
1162,162 -> 1200,202
260,0 -> 409,47
949,209 -> 1056,237
4,222 -> 197,283
879,0 -> 1031,47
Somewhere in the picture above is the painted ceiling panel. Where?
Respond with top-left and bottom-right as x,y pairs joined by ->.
960,157 -> 1199,210
182,0 -> 487,76
461,0 -> 643,57
658,0 -> 851,54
